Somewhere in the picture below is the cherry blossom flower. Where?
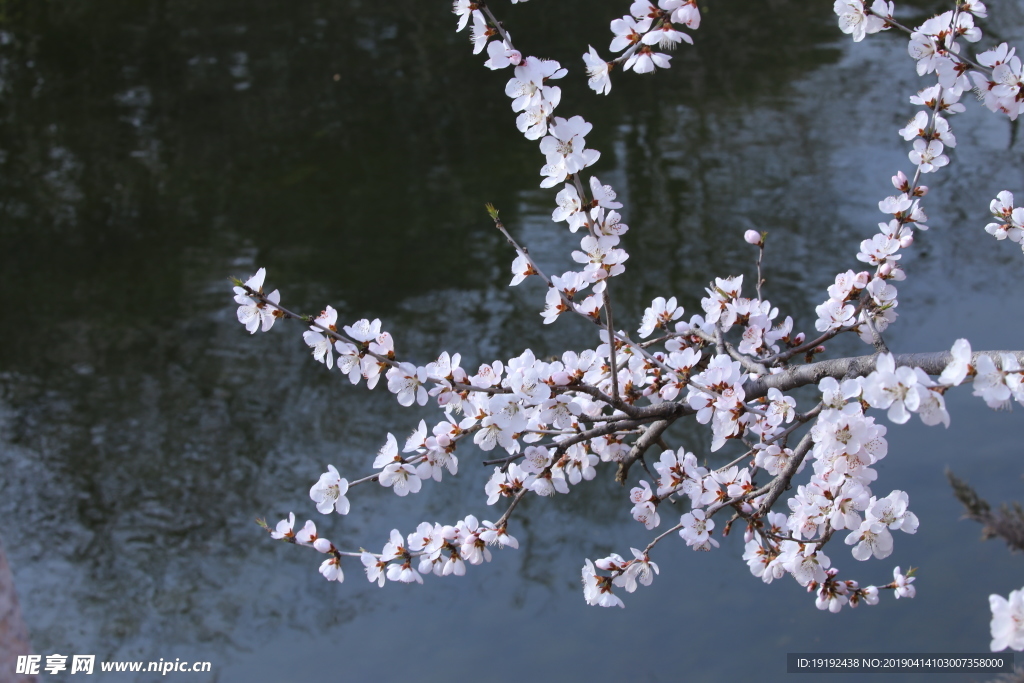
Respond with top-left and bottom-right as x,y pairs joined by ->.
615,548 -> 659,592
343,318 -> 381,344
234,268 -> 282,333
386,559 -> 424,584
386,362 -> 429,407
334,341 -> 363,384
375,435 -> 421,495
781,544 -> 831,587
458,515 -> 493,565
479,521 -> 519,549
529,467 -> 569,496
990,587 -> 1024,651
845,520 -> 893,560
594,208 -> 629,240
679,509 -> 718,549
609,15 -> 651,53
624,46 -> 671,74
516,98 -> 559,141
470,11 -> 495,54
552,183 -> 587,231
910,84 -> 965,114
833,0 -> 887,42
363,331 -> 392,379
639,296 -> 684,338
319,556 -> 343,582
572,235 -> 629,284
643,21 -> 692,50
630,480 -> 661,529
908,139 -> 948,173
583,46 -> 612,95
814,299 -> 855,332
581,559 -> 625,608
893,566 -> 916,599
664,0 -> 700,28
862,353 -> 924,424
310,465 -> 350,515
484,39 -> 521,70
302,306 -> 338,369
361,552 -> 387,587
452,0 -> 479,32
867,490 -> 918,533
380,461 -> 423,496
588,176 -> 622,212
269,512 -> 296,540
373,433 -> 401,468
506,56 -> 565,112
416,442 -> 458,483
294,519 -> 318,545
899,111 -> 929,141
973,354 -> 1014,409
539,116 -> 601,187
754,444 -> 800,477
913,379 -> 950,428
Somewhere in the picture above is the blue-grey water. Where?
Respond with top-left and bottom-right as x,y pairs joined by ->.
1,0 -> 1023,681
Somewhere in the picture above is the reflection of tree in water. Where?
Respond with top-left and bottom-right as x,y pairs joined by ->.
0,0 -> 847,369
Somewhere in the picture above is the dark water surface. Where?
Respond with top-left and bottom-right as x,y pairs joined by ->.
1,0 -> 1023,681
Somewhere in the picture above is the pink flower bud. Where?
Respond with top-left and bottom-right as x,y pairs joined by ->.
793,333 -> 806,344
744,230 -> 762,246
899,235 -> 914,249
892,170 -> 909,192
879,262 -> 893,277
508,50 -> 523,65
313,538 -> 334,553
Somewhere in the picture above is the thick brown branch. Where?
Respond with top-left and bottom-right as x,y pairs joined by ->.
615,419 -> 673,484
756,430 -> 814,518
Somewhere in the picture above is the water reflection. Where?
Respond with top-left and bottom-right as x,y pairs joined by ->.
0,0 -> 1022,681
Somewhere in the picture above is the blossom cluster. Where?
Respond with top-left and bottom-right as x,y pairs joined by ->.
268,511 -> 517,586
230,0 -> 1024,651
985,191 -> 1024,253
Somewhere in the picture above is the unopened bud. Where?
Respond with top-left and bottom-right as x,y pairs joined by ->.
744,229 -> 763,246
878,262 -> 893,277
899,235 -> 914,249
508,50 -> 523,65
892,170 -> 909,192
550,371 -> 572,385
